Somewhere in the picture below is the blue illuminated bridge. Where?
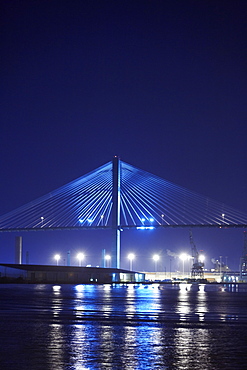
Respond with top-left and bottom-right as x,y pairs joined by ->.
0,157 -> 247,268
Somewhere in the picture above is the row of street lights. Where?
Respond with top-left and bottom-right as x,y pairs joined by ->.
54,252 -> 205,273
54,252 -> 161,271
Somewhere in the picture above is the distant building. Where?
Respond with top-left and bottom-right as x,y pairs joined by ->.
0,264 -> 145,284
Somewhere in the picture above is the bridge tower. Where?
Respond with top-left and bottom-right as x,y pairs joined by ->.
111,156 -> 121,268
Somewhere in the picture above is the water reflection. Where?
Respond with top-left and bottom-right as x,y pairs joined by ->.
125,284 -> 136,319
176,284 -> 192,321
1,284 -> 247,369
196,286 -> 208,322
47,323 -> 65,368
51,284 -> 62,318
174,328 -> 212,370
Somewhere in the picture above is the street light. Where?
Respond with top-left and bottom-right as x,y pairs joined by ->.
153,254 -> 160,272
77,252 -> 84,266
199,254 -> 205,263
128,253 -> 135,271
105,254 -> 111,267
54,254 -> 60,266
40,216 -> 44,227
179,253 -> 188,278
220,255 -> 222,279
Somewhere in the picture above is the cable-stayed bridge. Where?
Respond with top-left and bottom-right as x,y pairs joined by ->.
0,157 -> 246,267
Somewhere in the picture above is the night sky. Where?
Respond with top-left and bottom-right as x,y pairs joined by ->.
1,0 -> 247,271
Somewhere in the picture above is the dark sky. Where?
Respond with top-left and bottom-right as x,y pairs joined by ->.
1,0 -> 247,271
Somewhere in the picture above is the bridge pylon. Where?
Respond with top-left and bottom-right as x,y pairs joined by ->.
111,156 -> 121,268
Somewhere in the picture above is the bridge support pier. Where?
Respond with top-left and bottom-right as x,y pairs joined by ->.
112,156 -> 121,269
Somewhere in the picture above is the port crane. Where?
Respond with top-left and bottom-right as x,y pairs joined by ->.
189,231 -> 204,279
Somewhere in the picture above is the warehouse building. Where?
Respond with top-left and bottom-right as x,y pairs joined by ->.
0,263 -> 145,284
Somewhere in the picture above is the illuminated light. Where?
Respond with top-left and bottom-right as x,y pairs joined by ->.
79,219 -> 83,223
54,254 -> 60,265
136,226 -> 154,230
141,218 -> 145,222
87,219 -> 93,223
77,252 -> 84,266
105,254 -> 111,267
128,253 -> 135,261
199,254 -> 205,263
153,254 -> 160,272
179,253 -> 188,262
128,253 -> 135,271
149,218 -> 154,222
40,216 -> 44,226
179,253 -> 189,278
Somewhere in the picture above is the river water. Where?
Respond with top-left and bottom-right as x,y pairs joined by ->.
0,283 -> 247,369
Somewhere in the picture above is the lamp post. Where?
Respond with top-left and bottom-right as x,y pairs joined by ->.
220,255 -> 222,280
54,254 -> 60,266
105,254 -> 111,267
128,253 -> 135,271
179,253 -> 188,278
153,254 -> 160,272
77,253 -> 84,267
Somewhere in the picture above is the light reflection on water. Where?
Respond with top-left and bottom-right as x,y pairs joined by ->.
1,284 -> 247,369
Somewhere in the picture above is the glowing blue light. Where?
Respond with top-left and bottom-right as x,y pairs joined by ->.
141,218 -> 145,222
136,226 -> 154,230
87,219 -> 93,223
149,218 -> 154,222
79,219 -> 83,223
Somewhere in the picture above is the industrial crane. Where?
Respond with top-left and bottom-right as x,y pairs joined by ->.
189,230 -> 204,279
